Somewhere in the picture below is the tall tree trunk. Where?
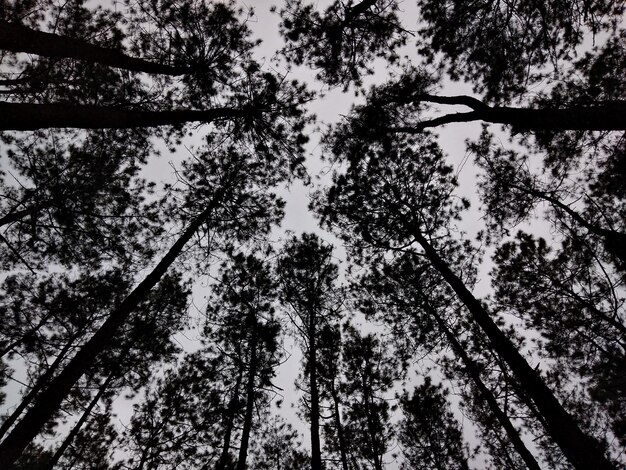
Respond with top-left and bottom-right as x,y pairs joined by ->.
330,381 -> 349,470
0,198 -> 222,467
389,95 -> 626,132
0,334 -> 76,439
216,368 -> 243,470
0,21 -> 191,76
0,102 -> 247,131
412,231 -> 616,470
309,312 -> 323,470
430,308 -> 542,470
44,372 -> 115,470
236,325 -> 258,470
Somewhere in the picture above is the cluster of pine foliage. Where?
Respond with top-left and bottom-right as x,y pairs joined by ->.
0,0 -> 624,468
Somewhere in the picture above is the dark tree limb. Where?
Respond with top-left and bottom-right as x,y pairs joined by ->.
388,95 -> 626,132
345,0 -> 379,22
0,21 -> 191,76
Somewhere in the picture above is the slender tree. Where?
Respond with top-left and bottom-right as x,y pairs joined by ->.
278,233 -> 342,470
398,377 -> 469,470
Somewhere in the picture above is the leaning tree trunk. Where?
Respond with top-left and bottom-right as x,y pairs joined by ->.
0,197 -> 222,467
411,230 -> 616,470
0,21 -> 191,76
430,308 -> 542,470
43,372 -> 115,470
0,334 -> 77,439
0,102 -> 248,131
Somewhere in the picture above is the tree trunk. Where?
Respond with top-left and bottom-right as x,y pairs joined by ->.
309,312 -> 323,470
44,372 -> 115,470
412,231 -> 616,470
0,334 -> 76,439
0,21 -> 191,76
236,325 -> 258,470
0,102 -> 247,131
430,308 -> 542,470
0,207 -> 35,228
0,198 -> 222,467
330,381 -> 349,470
390,95 -> 626,132
216,368 -> 243,470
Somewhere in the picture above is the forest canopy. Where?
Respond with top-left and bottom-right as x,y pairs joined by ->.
0,0 -> 624,469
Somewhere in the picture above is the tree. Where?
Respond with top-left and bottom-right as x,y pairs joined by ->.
471,130 -> 626,271
314,128 -> 617,469
317,323 -> 350,470
277,0 -> 407,88
0,128 -> 160,269
398,377 -> 469,470
356,251 -> 542,470
340,325 -> 396,470
493,232 -> 626,446
278,233 -> 342,470
416,0 -> 624,101
0,143 -> 291,467
205,252 -> 283,470
120,351 -> 226,469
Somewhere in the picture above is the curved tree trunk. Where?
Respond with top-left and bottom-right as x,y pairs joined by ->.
0,102 -> 247,130
0,197 -> 222,467
0,21 -> 191,76
412,230 -> 617,470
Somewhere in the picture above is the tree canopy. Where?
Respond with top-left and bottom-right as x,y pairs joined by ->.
0,1 -> 624,469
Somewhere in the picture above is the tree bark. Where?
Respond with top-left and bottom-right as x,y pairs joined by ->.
412,230 -> 617,470
309,311 -> 323,470
0,20 -> 191,76
388,95 -> 626,132
236,324 -> 258,470
0,102 -> 247,130
430,308 -> 542,470
0,198 -> 222,467
43,372 -> 115,470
